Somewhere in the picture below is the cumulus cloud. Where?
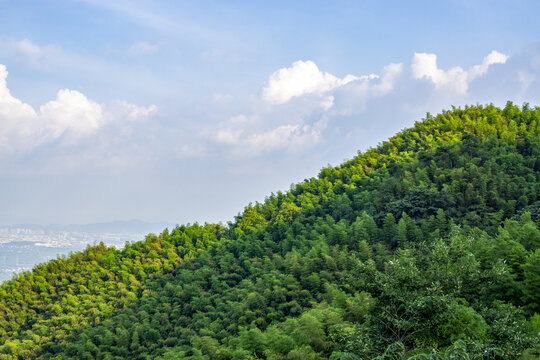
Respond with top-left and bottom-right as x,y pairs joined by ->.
412,50 -> 508,94
328,62 -> 403,116
40,90 -> 104,139
372,62 -> 404,94
262,60 -> 377,105
202,60 -> 404,156
0,65 -> 37,120
341,62 -> 403,98
0,64 -> 156,154
0,64 -> 40,152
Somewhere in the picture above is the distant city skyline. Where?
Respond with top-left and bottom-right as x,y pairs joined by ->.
0,220 -> 171,281
1,0 -> 540,226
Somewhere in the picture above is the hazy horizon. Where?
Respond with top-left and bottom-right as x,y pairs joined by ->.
1,218 -> 175,229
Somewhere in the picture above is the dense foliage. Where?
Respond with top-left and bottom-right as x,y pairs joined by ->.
1,103 -> 539,359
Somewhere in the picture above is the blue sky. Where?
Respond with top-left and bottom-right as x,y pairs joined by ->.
1,0 -> 539,225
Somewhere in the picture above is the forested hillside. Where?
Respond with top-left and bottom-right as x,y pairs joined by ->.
1,102 -> 539,359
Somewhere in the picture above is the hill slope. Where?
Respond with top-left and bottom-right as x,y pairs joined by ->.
0,102 -> 539,359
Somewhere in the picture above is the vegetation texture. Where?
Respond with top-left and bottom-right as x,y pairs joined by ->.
1,103 -> 539,359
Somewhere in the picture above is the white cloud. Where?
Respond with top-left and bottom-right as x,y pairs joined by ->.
202,60 -> 404,156
214,127 -> 243,145
10,39 -> 64,69
208,113 -> 324,156
263,60 -> 376,104
412,50 -> 508,94
0,64 -> 156,154
469,51 -> 509,77
40,90 -> 104,139
212,115 -> 250,145
321,96 -> 335,110
0,65 -> 37,120
128,41 -> 159,55
15,39 -> 43,63
0,64 -> 40,152
341,62 -> 403,98
107,101 -> 157,120
246,123 -> 322,151
329,62 -> 403,116
372,62 -> 404,95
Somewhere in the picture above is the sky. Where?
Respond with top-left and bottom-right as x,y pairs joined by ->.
0,0 -> 540,226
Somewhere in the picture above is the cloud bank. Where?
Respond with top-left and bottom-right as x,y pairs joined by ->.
1,41 -> 536,226
202,60 -> 405,156
0,49 -> 519,169
195,50 -> 518,158
0,64 -> 156,155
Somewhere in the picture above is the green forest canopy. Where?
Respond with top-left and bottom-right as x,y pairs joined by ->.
0,102 -> 539,359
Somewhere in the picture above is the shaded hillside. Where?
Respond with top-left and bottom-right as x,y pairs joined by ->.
0,102 -> 539,359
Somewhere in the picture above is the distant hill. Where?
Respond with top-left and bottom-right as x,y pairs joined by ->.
0,103 -> 538,359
